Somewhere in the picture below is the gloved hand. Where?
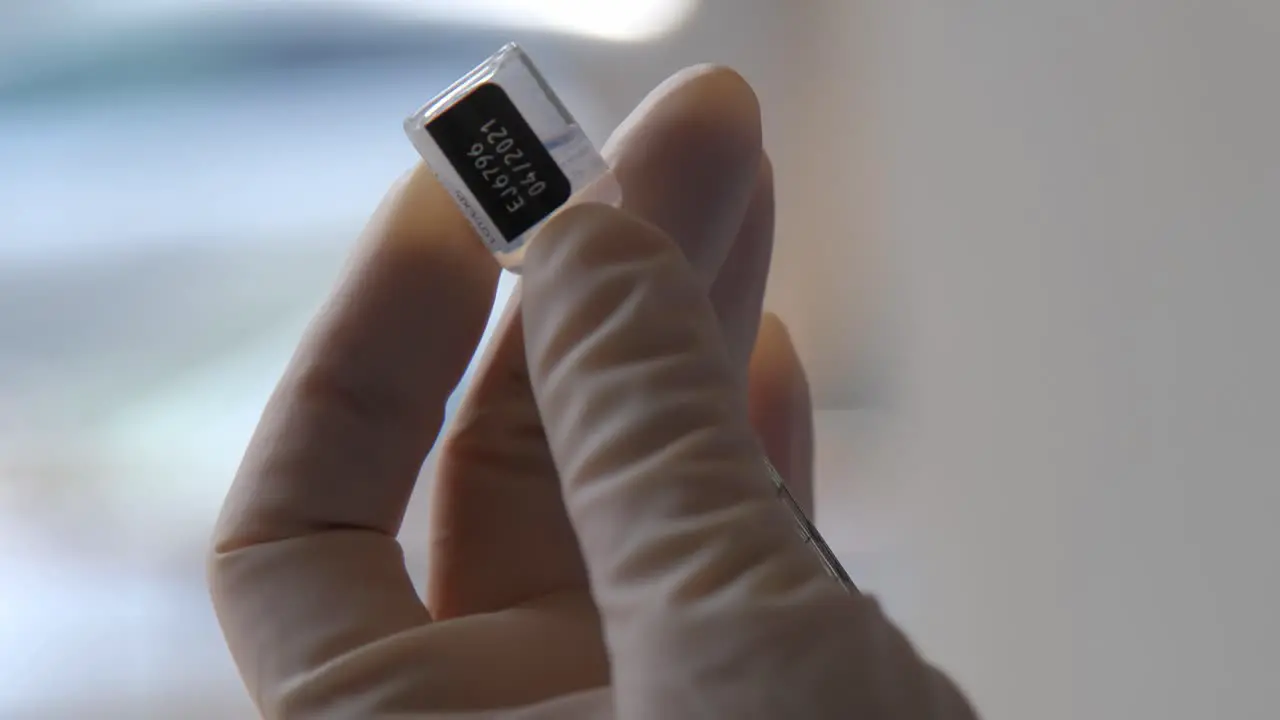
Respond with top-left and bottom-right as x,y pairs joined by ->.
209,66 -> 978,719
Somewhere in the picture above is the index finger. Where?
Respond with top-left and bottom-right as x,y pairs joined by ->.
208,165 -> 500,710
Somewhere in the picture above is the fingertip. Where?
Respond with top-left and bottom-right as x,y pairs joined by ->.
757,312 -> 797,356
604,65 -> 763,274
749,312 -> 815,514
605,64 -> 763,160
670,64 -> 763,147
750,313 -> 810,419
377,164 -> 501,270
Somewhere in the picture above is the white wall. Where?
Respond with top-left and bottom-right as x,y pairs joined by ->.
784,3 -> 1279,719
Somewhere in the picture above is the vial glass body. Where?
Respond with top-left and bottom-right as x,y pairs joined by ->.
404,43 -> 621,272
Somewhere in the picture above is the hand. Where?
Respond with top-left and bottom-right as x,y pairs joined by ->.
209,67 -> 978,719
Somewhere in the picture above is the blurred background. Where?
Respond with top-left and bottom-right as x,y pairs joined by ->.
1,1 -> 1277,718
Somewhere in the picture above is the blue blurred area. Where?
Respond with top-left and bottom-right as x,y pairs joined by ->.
0,14 -> 547,717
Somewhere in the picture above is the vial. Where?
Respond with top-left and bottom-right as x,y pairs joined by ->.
404,43 -> 622,272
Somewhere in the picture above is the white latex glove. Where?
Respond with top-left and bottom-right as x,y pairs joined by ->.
209,66 -> 978,719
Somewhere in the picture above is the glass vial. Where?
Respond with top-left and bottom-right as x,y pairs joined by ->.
404,43 -> 622,272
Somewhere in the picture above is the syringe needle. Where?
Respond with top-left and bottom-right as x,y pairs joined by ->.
763,458 -> 857,592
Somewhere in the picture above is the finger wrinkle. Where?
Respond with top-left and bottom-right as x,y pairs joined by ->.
522,205 -> 687,386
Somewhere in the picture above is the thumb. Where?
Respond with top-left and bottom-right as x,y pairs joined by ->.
520,201 -> 838,610
522,204 -> 980,719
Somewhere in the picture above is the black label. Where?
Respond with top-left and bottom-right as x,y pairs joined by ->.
426,82 -> 571,243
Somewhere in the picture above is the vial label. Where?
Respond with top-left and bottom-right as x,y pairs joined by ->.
426,83 -> 571,244
404,43 -> 622,272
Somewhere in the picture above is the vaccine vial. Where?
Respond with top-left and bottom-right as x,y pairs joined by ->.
404,43 -> 622,272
